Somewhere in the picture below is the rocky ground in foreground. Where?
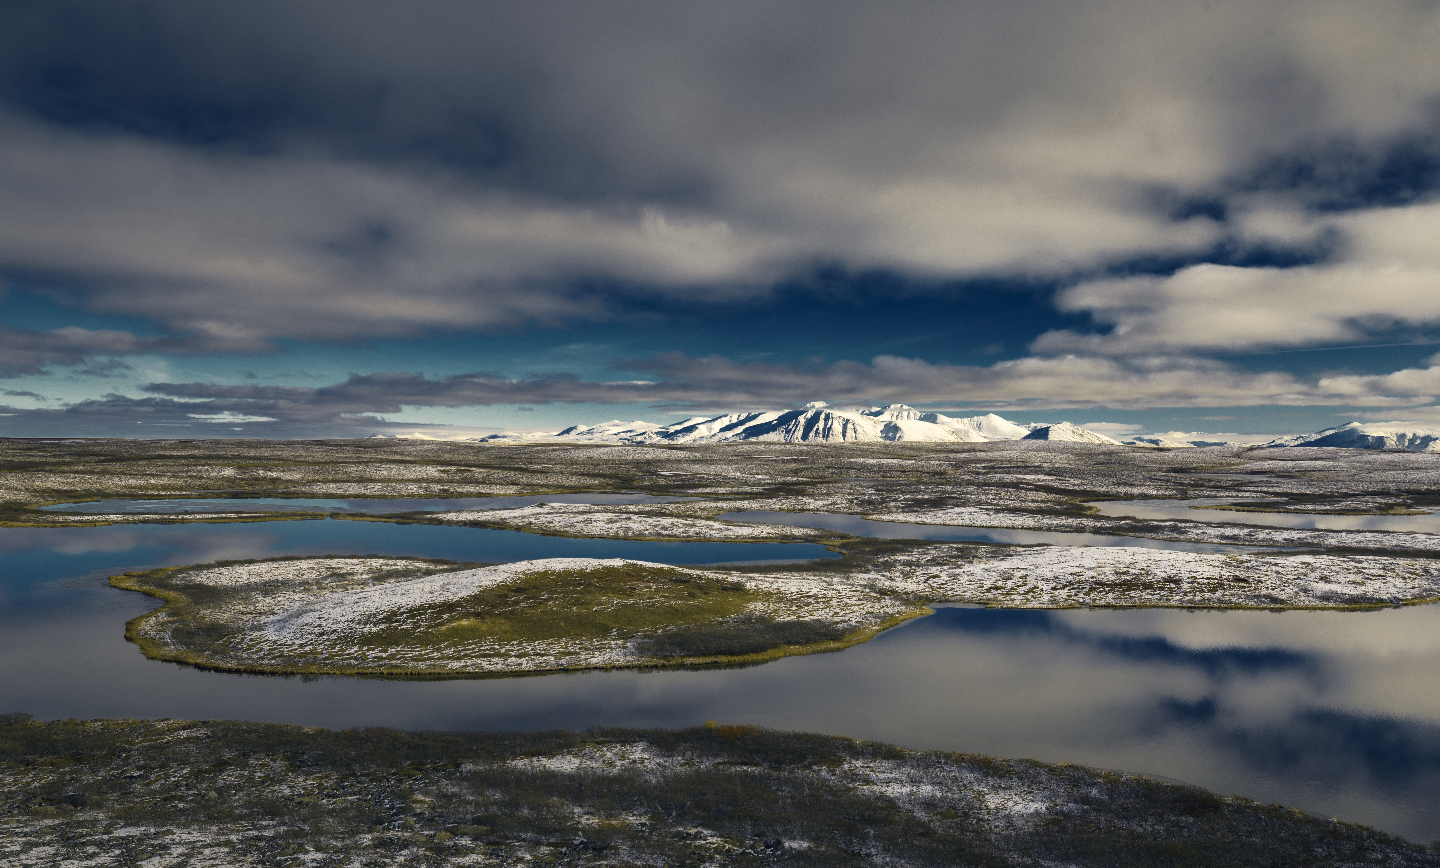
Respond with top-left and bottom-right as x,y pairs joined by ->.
2,715 -> 1437,868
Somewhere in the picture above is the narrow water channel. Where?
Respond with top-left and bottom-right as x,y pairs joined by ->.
0,518 -> 837,583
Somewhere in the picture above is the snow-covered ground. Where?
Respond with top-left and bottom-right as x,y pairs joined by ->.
858,545 -> 1440,608
429,503 -> 830,540
868,505 -> 1440,553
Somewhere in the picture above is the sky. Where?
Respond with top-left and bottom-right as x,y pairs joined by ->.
3,0 -> 1440,439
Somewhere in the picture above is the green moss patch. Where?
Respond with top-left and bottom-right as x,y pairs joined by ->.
414,562 -> 762,645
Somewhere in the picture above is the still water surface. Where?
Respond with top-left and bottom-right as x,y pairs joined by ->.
2,512 -> 1439,841
1094,498 -> 1440,532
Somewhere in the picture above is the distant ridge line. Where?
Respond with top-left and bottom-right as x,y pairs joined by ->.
377,411 -> 1440,452
468,403 -> 1120,445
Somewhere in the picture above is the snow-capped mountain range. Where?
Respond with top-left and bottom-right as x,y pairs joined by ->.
1263,421 -> 1440,452
386,409 -> 1440,452
476,403 -> 1122,445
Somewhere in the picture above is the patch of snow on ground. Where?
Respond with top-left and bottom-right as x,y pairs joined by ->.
430,503 -> 828,539
501,742 -> 693,775
841,757 -> 1065,832
869,506 -> 1440,553
183,558 -> 421,588
256,559 -> 636,647
856,545 -> 1440,608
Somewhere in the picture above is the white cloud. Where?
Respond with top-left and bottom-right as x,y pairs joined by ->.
1036,202 -> 1440,356
186,412 -> 278,424
1317,365 -> 1440,401
1080,422 -> 1144,435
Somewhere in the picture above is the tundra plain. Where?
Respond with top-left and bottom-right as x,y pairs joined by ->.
6,437 -> 1440,862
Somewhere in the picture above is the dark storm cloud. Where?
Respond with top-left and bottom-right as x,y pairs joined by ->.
3,0 -> 1437,348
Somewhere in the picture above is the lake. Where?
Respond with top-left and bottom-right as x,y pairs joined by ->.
2,507 -> 1438,842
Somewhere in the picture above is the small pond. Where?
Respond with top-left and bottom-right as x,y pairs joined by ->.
1093,499 -> 1440,532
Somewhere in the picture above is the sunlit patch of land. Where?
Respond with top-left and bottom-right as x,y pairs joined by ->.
111,557 -> 920,676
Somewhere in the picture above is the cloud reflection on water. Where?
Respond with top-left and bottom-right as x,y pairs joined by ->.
914,607 -> 1318,679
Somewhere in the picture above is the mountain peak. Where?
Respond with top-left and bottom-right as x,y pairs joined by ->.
498,406 -> 1056,445
1266,421 -> 1440,452
860,403 -> 924,422
1021,422 -> 1121,445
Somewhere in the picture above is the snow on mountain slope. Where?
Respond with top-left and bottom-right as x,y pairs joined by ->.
1022,422 -> 1122,445
851,404 -> 972,441
857,405 -> 1036,441
477,404 -> 1041,445
939,412 -> 1035,441
653,404 -> 1043,444
858,403 -> 926,421
467,404 -> 1143,446
731,407 -> 883,442
554,420 -> 665,441
651,411 -> 789,443
1265,422 -> 1440,452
